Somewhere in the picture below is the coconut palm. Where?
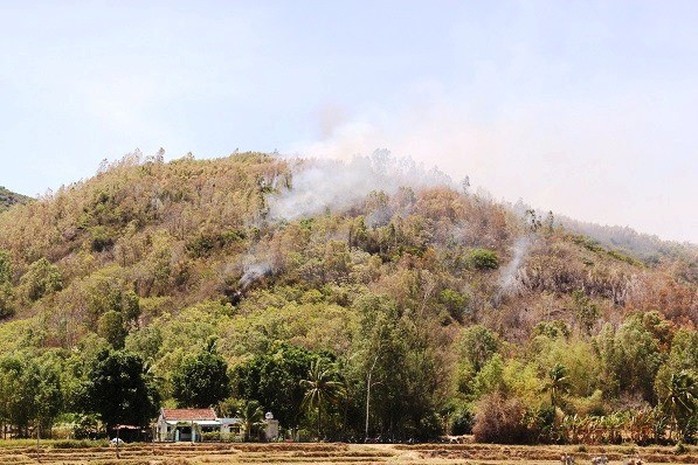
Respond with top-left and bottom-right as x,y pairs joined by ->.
239,400 -> 264,442
300,359 -> 346,440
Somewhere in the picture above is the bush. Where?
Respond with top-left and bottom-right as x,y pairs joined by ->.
469,249 -> 499,270
451,407 -> 474,435
201,431 -> 221,442
472,393 -> 530,444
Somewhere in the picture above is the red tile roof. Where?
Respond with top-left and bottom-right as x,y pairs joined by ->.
161,408 -> 217,421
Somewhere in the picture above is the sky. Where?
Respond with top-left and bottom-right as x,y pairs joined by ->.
1,1 -> 697,243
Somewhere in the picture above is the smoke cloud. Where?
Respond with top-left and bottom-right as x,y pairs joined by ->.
285,91 -> 698,244
499,236 -> 531,294
268,151 -> 453,221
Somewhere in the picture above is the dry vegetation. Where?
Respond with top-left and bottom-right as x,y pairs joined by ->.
1,442 -> 697,465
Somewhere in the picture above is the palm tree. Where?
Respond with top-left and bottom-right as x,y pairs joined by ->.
546,363 -> 569,409
661,370 -> 698,441
239,400 -> 264,442
300,359 -> 346,440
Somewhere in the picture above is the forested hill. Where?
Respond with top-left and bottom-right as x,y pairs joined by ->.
0,151 -> 697,443
0,186 -> 31,212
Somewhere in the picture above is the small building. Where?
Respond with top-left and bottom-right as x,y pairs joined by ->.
156,408 -> 220,442
218,417 -> 244,436
155,408 -> 277,442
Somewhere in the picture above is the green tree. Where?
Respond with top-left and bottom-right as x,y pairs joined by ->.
234,343 -> 317,429
20,257 -> 63,301
469,249 -> 499,270
82,349 -> 160,434
0,251 -> 14,318
300,359 -> 346,439
97,311 -> 128,349
239,399 -> 264,442
546,363 -> 569,408
0,354 -> 63,437
597,314 -> 665,402
458,325 -> 500,372
350,293 -> 444,441
0,283 -> 13,319
658,370 -> 698,441
572,290 -> 599,335
0,250 -> 12,284
172,340 -> 230,408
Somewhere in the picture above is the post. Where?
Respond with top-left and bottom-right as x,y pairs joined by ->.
35,423 -> 40,462
116,425 -> 120,459
365,355 -> 379,442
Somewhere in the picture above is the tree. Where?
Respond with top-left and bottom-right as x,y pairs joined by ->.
0,250 -> 12,284
658,370 -> 698,441
0,354 -> 63,437
300,359 -> 345,439
239,400 -> 264,442
0,250 -> 14,319
0,283 -> 13,319
19,258 -> 62,301
458,325 -> 500,372
349,293 -> 444,441
597,314 -> 665,402
82,349 -> 160,434
234,343 -> 317,429
572,290 -> 599,335
172,339 -> 230,408
546,363 -> 569,408
469,249 -> 499,270
97,311 -> 127,349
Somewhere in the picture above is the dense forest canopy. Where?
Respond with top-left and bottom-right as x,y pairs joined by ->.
0,151 -> 696,444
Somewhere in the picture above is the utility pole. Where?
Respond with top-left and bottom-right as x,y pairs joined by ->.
364,355 -> 380,442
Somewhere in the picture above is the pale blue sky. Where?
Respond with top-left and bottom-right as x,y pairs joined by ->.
1,1 -> 697,242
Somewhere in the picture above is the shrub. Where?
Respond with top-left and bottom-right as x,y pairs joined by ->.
472,393 -> 530,443
451,407 -> 474,435
201,431 -> 221,442
469,249 -> 499,270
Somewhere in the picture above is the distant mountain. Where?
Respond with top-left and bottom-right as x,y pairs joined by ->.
0,186 -> 31,212
560,216 -> 698,265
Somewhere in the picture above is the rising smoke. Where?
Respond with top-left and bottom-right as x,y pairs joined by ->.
493,236 -> 532,306
268,150 -> 453,221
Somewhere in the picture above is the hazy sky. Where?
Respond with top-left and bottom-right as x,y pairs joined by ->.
1,1 -> 697,243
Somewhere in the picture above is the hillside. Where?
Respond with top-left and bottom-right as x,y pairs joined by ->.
0,151 -> 697,443
0,186 -> 31,212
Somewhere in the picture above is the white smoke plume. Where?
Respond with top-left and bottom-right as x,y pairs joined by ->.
497,236 -> 532,298
268,150 -> 453,221
238,259 -> 273,290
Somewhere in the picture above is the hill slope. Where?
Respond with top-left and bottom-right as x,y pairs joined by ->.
0,186 -> 31,212
0,151 -> 696,442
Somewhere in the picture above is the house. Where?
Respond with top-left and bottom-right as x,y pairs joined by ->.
156,408 -> 221,442
155,408 -> 278,442
218,417 -> 244,437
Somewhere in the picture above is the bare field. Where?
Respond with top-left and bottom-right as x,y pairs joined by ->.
0,442 -> 696,465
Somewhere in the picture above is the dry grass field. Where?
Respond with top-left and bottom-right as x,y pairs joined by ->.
0,442 -> 696,465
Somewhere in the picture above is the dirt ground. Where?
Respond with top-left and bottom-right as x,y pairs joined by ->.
0,441 -> 696,465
